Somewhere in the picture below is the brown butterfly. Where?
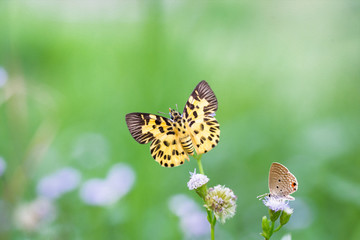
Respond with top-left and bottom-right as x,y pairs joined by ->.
258,162 -> 298,200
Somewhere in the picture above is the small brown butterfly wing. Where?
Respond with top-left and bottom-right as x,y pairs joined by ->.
268,162 -> 298,200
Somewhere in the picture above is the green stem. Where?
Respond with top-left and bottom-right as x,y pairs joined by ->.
264,221 -> 275,240
270,221 -> 275,234
194,154 -> 215,239
194,154 -> 204,174
273,224 -> 282,233
207,210 -> 216,240
211,220 -> 215,240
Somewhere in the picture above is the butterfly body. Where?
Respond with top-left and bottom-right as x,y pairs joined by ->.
167,109 -> 195,155
126,81 -> 220,167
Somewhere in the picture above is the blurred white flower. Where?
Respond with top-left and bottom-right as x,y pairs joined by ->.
263,196 -> 289,212
0,67 -> 8,88
106,163 -> 136,198
14,197 -> 56,232
204,185 -> 237,223
80,163 -> 135,206
187,169 -> 209,190
0,157 -> 6,176
80,179 -> 117,205
37,167 -> 81,199
168,194 -> 199,218
181,211 -> 209,239
168,194 -> 209,239
281,234 -> 292,240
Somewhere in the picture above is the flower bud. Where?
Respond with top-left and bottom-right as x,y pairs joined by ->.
269,208 -> 281,222
261,216 -> 270,239
280,207 -> 293,226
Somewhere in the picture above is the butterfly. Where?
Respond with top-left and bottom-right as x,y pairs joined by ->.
125,80 -> 220,168
258,162 -> 298,200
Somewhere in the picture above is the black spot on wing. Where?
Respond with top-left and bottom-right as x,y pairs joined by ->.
126,113 -> 172,144
182,81 -> 218,120
189,120 -> 195,127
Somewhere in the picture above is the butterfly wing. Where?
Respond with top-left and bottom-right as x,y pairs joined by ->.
268,162 -> 298,200
150,134 -> 189,167
125,113 -> 189,167
183,80 -> 220,154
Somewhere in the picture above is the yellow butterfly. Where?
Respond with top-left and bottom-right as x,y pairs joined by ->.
126,80 -> 220,167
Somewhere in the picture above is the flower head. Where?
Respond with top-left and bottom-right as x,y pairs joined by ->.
187,169 -> 209,190
204,185 -> 237,223
263,196 -> 289,212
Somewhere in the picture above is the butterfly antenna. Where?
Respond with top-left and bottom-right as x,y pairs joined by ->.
256,193 -> 269,200
176,104 -> 178,112
157,111 -> 167,115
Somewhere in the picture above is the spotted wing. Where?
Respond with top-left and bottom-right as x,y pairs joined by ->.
268,162 -> 298,200
150,134 -> 189,167
183,80 -> 220,154
125,113 -> 189,167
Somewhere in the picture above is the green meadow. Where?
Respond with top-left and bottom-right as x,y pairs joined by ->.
1,1 -> 359,239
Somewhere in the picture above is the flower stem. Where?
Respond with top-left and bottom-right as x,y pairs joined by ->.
270,221 -> 275,236
207,210 -> 216,240
194,154 -> 204,175
273,224 -> 282,233
194,153 -> 216,239
264,221 -> 275,240
211,219 -> 215,240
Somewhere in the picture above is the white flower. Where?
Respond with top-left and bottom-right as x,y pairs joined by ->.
0,157 -> 6,176
13,197 -> 56,232
168,194 -> 209,238
263,196 -> 289,212
204,185 -> 237,223
187,169 -> 209,190
281,234 -> 292,240
80,163 -> 135,206
0,67 -> 8,88
37,167 -> 81,199
168,194 -> 199,217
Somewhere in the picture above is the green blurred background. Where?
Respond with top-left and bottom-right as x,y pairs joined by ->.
1,1 -> 359,239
